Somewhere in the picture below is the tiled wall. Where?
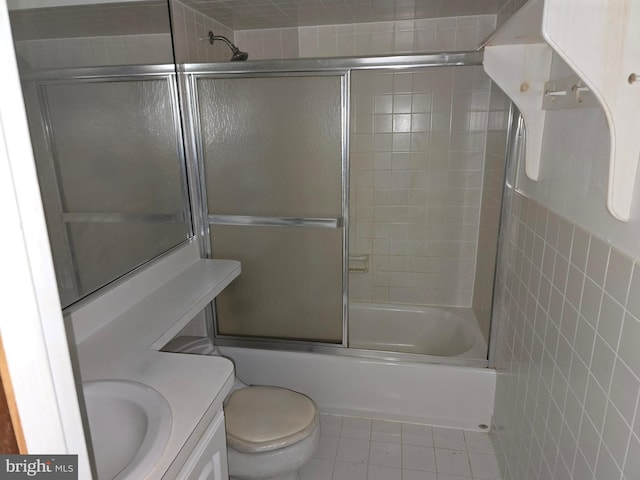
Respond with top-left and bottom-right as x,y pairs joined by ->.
298,15 -> 495,58
14,34 -> 173,68
10,2 -> 174,69
231,27 -> 299,60
491,188 -> 640,480
171,0 -> 235,63
348,66 -> 493,307
233,15 -> 496,60
490,47 -> 640,480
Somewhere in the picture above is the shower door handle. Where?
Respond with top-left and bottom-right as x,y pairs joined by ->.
208,215 -> 343,229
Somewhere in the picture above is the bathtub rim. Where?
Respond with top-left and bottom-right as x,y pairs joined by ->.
212,336 -> 488,368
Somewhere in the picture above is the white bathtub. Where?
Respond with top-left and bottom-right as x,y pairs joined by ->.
349,303 -> 487,359
218,345 -> 496,431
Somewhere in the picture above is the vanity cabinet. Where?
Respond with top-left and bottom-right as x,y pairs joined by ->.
70,242 -> 239,480
175,410 -> 229,480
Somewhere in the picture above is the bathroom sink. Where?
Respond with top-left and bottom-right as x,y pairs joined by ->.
82,380 -> 172,480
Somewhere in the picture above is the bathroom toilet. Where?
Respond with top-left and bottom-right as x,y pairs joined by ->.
162,336 -> 319,480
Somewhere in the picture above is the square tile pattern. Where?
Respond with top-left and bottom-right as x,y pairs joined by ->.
492,190 -> 640,480
348,66 -> 493,308
302,414 -> 501,480
180,0 -> 500,31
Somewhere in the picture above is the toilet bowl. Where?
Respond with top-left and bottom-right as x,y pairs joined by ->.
162,336 -> 319,480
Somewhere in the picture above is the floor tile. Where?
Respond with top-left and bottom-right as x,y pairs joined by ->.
341,417 -> 373,440
464,431 -> 494,454
402,444 -> 438,472
314,435 -> 340,460
320,414 -> 344,436
300,458 -> 334,480
402,423 -> 434,447
469,452 -> 501,479
367,464 -> 402,480
368,441 -> 402,467
336,437 -> 370,464
301,415 -> 502,480
332,461 -> 367,480
433,427 -> 467,450
372,420 -> 402,443
402,469 -> 439,480
434,449 -> 472,477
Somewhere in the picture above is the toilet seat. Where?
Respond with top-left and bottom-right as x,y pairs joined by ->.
225,386 -> 317,453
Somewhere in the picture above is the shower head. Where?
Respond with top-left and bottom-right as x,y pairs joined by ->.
207,31 -> 249,61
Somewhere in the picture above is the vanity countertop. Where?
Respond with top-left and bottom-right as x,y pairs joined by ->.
72,242 -> 241,479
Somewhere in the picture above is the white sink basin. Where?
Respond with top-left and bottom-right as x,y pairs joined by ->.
82,380 -> 172,480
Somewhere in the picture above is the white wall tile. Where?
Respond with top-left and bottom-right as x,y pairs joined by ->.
491,191 -> 640,480
15,33 -> 173,68
349,66 -> 495,309
233,15 -> 496,61
171,0 -> 235,63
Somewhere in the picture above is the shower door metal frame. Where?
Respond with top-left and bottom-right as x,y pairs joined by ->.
24,65 -> 194,307
183,68 -> 351,347
487,105 -> 524,369
180,50 -> 492,366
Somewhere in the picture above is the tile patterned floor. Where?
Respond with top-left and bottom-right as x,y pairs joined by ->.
301,415 -> 501,480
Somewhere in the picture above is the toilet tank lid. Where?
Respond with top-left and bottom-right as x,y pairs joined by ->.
225,386 -> 318,453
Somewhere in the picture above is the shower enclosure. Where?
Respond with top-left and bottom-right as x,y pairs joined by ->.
15,11 -> 509,366
179,51 -> 509,367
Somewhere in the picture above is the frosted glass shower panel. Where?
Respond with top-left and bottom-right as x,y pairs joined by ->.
198,76 -> 342,217
44,80 -> 185,214
198,74 -> 345,343
212,226 -> 343,342
37,77 -> 189,306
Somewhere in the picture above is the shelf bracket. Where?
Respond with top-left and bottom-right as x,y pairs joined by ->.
542,0 -> 640,221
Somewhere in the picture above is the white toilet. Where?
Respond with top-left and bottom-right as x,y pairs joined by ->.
163,336 -> 320,480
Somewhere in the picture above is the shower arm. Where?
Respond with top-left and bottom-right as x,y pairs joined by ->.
209,32 -> 238,53
206,31 -> 249,61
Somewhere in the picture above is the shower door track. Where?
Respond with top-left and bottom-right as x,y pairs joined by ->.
20,50 -> 483,81
181,50 -> 484,75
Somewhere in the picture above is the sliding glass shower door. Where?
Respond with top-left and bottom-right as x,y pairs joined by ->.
192,73 -> 347,343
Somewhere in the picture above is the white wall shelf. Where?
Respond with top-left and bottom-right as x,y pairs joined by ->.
483,0 -> 640,221
68,240 -> 241,345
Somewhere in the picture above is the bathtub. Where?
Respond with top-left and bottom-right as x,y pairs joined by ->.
348,303 -> 487,359
218,344 -> 496,431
